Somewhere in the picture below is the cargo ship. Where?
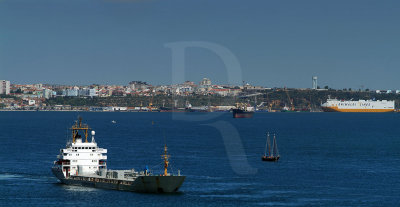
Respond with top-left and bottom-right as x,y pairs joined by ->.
232,108 -> 254,118
232,103 -> 254,118
321,99 -> 395,112
52,117 -> 185,193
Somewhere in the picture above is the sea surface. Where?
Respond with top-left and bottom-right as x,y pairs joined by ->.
0,112 -> 399,206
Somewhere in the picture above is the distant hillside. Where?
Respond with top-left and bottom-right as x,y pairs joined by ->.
43,89 -> 400,109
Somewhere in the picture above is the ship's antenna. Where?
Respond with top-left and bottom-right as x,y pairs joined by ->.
65,127 -> 69,147
152,120 -> 172,176
163,130 -> 167,146
76,111 -> 81,125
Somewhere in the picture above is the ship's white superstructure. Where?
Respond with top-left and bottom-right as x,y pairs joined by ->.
52,130 -> 107,179
321,99 -> 395,112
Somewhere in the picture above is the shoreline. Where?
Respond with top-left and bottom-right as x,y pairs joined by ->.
0,110 -> 308,113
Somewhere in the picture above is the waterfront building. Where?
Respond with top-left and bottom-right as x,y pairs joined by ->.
0,80 -> 10,95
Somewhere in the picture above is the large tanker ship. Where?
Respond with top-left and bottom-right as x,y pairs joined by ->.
52,117 -> 185,193
321,99 -> 395,112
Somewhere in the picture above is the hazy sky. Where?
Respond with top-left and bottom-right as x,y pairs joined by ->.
1,0 -> 400,90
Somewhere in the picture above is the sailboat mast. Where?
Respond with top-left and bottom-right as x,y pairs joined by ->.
264,132 -> 268,156
267,133 -> 271,156
271,134 -> 275,156
273,134 -> 279,156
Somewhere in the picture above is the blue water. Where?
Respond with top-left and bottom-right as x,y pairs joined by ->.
0,112 -> 399,206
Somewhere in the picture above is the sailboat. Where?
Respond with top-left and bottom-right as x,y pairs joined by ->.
262,132 -> 280,162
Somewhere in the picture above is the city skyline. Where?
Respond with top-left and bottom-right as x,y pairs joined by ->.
2,0 -> 400,89
3,77 -> 397,91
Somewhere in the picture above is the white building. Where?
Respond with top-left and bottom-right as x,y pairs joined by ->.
34,84 -> 43,90
28,100 -> 36,106
178,86 -> 193,94
78,88 -> 98,97
200,78 -> 211,86
0,80 -> 10,95
63,89 -> 78,97
129,81 -> 148,91
43,88 -> 54,99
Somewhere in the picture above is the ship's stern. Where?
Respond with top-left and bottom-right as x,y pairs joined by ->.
51,166 -> 67,182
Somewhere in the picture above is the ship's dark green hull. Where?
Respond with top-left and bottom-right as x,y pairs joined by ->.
60,175 -> 185,193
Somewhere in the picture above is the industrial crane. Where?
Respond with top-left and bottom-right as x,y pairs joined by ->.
285,88 -> 295,111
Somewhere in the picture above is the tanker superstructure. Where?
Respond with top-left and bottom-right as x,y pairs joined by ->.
321,99 -> 395,112
52,117 -> 185,193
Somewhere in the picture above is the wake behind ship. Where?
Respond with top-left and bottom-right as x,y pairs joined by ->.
321,99 -> 395,112
52,117 -> 185,193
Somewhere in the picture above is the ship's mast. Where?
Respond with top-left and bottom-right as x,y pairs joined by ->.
161,144 -> 170,176
71,117 -> 90,143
